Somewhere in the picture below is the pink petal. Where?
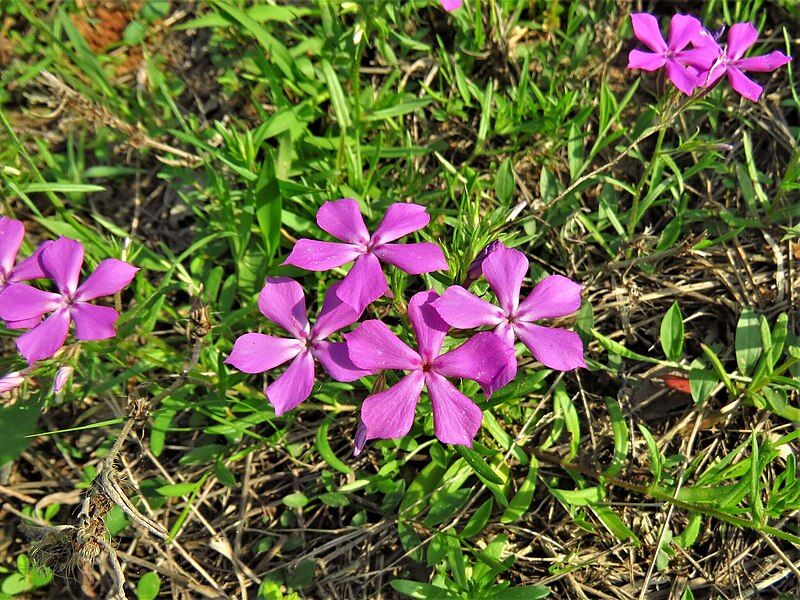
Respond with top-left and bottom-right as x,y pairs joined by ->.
408,290 -> 449,361
316,198 -> 369,245
440,0 -> 462,12
0,217 -> 24,276
370,203 -> 430,245
257,277 -> 310,338
344,320 -> 421,371
433,331 -> 515,397
311,282 -> 362,341
53,366 -> 74,393
482,246 -> 528,314
727,67 -> 763,101
494,321 -> 516,347
282,239 -> 362,271
373,242 -> 448,274
266,351 -> 315,416
0,371 -> 25,394
426,372 -> 483,447
353,420 -> 367,456
630,13 -> 667,53
41,237 -> 84,296
700,63 -> 728,88
627,49 -> 667,71
515,323 -> 586,371
5,317 -> 43,330
313,340 -> 372,382
736,50 -> 792,73
517,274 -> 582,321
0,283 -> 61,322
667,14 -> 701,51
225,333 -> 303,374
360,370 -> 425,441
71,303 -> 119,340
465,240 -> 507,285
676,45 -> 721,70
665,59 -> 699,95
9,241 -> 52,283
74,259 -> 139,301
16,308 -> 71,364
726,22 -> 758,61
335,253 -> 388,313
432,285 -> 505,329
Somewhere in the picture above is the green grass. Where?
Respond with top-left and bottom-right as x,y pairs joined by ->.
0,0 -> 799,598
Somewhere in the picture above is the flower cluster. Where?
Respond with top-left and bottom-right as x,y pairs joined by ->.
227,200 -> 585,451
0,218 -> 139,370
627,13 -> 791,101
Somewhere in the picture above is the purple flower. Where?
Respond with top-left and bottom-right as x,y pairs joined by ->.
627,13 -> 721,95
344,290 -> 514,447
282,199 -> 448,313
353,420 -> 368,456
697,22 -> 792,101
0,371 -> 25,394
432,246 -> 585,390
53,365 -> 74,394
0,237 -> 139,364
226,277 -> 371,416
463,240 -> 507,287
0,217 -> 52,329
440,0 -> 462,12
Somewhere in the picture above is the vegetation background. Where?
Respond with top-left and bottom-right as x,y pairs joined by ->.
0,0 -> 799,598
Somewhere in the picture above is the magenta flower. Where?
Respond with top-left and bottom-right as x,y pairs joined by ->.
0,217 -> 52,329
0,237 -> 139,364
432,246 -> 585,389
627,13 -> 720,95
697,23 -> 792,101
282,199 -> 448,313
226,277 -> 371,416
440,0 -> 462,12
463,240 -> 506,287
344,290 -> 514,447
0,371 -> 25,394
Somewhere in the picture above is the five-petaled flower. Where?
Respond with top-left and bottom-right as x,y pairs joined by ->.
226,277 -> 372,416
432,245 -> 585,392
283,199 -> 448,313
627,13 -> 721,95
0,237 -> 139,364
345,290 -> 514,447
0,217 -> 52,329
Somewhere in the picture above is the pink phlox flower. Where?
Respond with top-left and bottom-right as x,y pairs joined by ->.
432,246 -> 586,392
463,240 -> 507,287
440,0 -> 462,12
283,199 -> 448,313
627,13 -> 721,95
696,22 -> 792,101
0,371 -> 25,394
344,290 -> 514,448
0,217 -> 52,329
0,237 -> 139,364
225,277 -> 372,416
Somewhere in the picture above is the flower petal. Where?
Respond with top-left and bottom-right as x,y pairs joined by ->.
335,253 -> 388,313
627,49 -> 667,71
736,50 -> 792,73
482,246 -> 528,314
408,290 -> 449,361
344,320 -> 421,371
515,323 -> 586,371
370,203 -> 431,245
373,242 -> 448,274
465,240 -> 507,285
257,277 -> 310,338
71,303 -> 119,340
16,308 -> 71,364
41,237 -> 84,296
726,22 -> 758,61
360,370 -> 425,442
8,241 -> 52,283
353,421 -> 367,456
0,217 -> 24,275
0,371 -> 25,394
225,333 -> 303,374
5,317 -> 43,330
426,372 -> 483,447
74,259 -> 139,301
667,14 -> 701,51
282,239 -> 362,271
440,0 -> 462,12
630,13 -> 667,53
313,340 -> 373,382
432,286 -> 506,329
266,351 -> 315,416
677,45 -> 722,71
517,274 -> 582,321
311,282 -> 362,341
0,284 -> 61,322
665,59 -> 699,95
727,67 -> 763,101
316,198 -> 370,245
433,331 -> 515,397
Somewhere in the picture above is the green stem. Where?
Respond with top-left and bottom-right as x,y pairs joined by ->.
627,120 -> 668,240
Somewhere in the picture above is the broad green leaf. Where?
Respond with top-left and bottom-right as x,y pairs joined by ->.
282,492 -> 310,508
495,159 -> 515,204
136,572 -> 161,600
660,302 -> 684,360
689,368 -> 718,404
735,308 -> 761,375
391,580 -> 455,599
492,585 -> 550,599
461,498 -> 493,538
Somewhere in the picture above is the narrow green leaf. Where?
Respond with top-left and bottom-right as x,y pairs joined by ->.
461,498 -> 493,538
660,302 -> 684,361
735,308 -> 762,375
501,458 -> 538,524
456,445 -> 504,485
316,418 -> 352,475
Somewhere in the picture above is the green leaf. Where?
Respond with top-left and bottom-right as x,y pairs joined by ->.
424,488 -> 470,527
156,482 -> 198,497
491,585 -> 550,599
689,368 -> 718,404
460,498 -> 493,538
638,424 -> 662,483
282,492 -> 310,508
316,418 -> 352,475
735,308 -> 762,375
136,572 -> 161,600
501,458 -> 538,524
603,397 -> 629,478
123,20 -> 147,45
495,159 -> 515,204
390,580 -> 455,599
0,401 -> 41,466
568,122 -> 584,178
550,486 -> 603,506
455,445 -> 504,485
660,302 -> 684,361
321,59 -> 351,129
593,329 -> 660,364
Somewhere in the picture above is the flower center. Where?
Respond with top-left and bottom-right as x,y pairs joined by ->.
421,360 -> 433,373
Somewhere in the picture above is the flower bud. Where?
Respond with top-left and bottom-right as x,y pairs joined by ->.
0,372 -> 25,394
53,366 -> 74,394
463,240 -> 506,287
353,421 -> 367,456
